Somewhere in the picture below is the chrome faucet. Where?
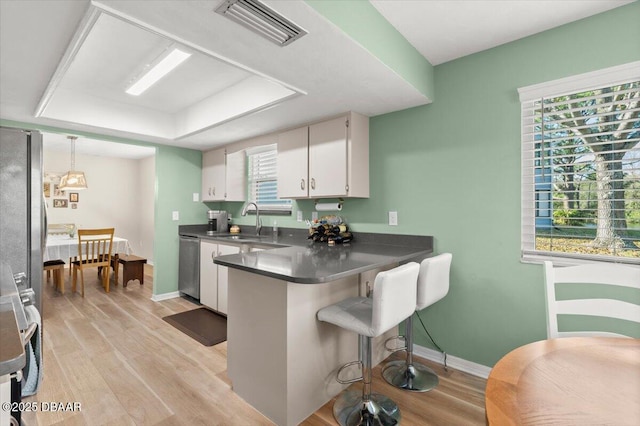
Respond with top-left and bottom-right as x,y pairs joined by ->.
241,202 -> 262,236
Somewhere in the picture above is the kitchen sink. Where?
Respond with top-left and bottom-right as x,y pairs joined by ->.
220,235 -> 261,241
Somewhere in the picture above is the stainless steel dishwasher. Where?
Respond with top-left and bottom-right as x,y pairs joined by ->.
178,234 -> 200,300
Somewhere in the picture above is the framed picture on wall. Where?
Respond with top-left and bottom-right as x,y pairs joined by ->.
53,183 -> 65,197
43,182 -> 51,198
69,192 -> 79,203
53,199 -> 68,208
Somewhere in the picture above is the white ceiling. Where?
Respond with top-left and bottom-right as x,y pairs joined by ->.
370,0 -> 634,66
0,0 -> 634,157
43,133 -> 156,160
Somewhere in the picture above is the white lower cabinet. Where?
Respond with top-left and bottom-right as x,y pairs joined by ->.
216,244 -> 240,314
200,241 -> 240,314
200,241 -> 218,309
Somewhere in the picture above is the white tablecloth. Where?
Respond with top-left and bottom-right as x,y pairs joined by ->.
44,234 -> 131,262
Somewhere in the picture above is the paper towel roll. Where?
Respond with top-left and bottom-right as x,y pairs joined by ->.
315,202 -> 342,211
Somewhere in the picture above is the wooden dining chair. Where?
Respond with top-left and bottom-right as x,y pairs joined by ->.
543,261 -> 640,338
45,223 -> 77,277
44,259 -> 66,292
72,228 -> 115,297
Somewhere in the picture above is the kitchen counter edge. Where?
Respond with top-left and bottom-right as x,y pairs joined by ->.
208,228 -> 433,284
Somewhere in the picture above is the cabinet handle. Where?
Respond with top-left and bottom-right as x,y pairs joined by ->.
212,187 -> 216,196
310,178 -> 316,190
208,188 -> 212,196
211,252 -> 216,261
300,179 -> 305,190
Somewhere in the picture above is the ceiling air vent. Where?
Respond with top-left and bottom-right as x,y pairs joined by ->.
215,0 -> 307,47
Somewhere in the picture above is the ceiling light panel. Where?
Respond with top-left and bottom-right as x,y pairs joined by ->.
37,5 -> 305,140
126,47 -> 191,96
216,0 -> 307,46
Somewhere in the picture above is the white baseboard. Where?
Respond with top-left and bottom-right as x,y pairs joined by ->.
151,291 -> 180,302
413,344 -> 491,379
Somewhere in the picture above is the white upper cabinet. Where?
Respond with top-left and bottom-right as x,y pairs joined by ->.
309,116 -> 349,198
277,112 -> 369,199
277,126 -> 309,198
202,148 -> 226,202
202,148 -> 246,202
225,150 -> 247,202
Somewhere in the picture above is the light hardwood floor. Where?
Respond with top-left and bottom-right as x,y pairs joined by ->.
23,265 -> 486,425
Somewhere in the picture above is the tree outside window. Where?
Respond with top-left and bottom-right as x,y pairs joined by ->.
522,73 -> 639,263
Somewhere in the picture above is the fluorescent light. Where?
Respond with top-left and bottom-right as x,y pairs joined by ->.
126,48 -> 191,96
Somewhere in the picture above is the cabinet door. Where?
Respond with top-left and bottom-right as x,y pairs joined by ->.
277,126 -> 309,198
199,241 -> 218,309
202,149 -> 226,201
225,150 -> 246,201
217,244 -> 240,315
309,116 -> 348,197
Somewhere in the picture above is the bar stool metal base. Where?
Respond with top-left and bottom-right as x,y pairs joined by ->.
382,360 -> 439,392
333,389 -> 401,426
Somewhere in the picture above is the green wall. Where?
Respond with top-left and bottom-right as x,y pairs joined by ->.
228,2 -> 640,366
0,120 -> 209,297
343,3 -> 640,366
153,145 -> 209,295
305,0 -> 434,102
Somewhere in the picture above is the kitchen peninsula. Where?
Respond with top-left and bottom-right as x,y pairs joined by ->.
213,230 -> 433,426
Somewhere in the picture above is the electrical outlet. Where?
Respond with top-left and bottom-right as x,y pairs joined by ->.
172,211 -> 179,221
388,211 -> 398,226
297,211 -> 303,222
193,193 -> 199,202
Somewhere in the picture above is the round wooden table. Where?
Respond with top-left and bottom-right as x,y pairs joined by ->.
485,337 -> 640,425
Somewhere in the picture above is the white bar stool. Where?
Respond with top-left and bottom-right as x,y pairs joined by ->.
317,262 -> 420,426
382,253 -> 452,392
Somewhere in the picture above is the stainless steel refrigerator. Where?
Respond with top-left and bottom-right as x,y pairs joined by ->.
0,126 -> 43,314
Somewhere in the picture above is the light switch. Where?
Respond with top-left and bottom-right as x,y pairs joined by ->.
388,211 -> 398,226
193,193 -> 199,202
297,211 -> 303,222
172,211 -> 179,221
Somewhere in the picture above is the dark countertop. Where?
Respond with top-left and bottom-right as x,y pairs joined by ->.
186,225 -> 434,284
0,308 -> 25,376
0,262 -> 26,376
214,243 -> 432,283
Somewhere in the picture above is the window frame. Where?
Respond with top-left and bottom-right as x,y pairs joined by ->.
245,144 -> 292,215
518,61 -> 640,266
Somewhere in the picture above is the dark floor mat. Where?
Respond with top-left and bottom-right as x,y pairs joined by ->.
163,307 -> 227,346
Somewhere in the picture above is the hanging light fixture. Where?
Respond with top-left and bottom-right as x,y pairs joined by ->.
58,136 -> 88,191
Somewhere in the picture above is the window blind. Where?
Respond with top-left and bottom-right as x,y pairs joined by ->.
246,144 -> 291,212
521,78 -> 640,264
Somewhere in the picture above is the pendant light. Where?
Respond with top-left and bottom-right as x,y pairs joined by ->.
58,136 -> 88,191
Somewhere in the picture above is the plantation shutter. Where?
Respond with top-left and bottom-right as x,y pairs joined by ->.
246,144 -> 291,212
520,69 -> 640,264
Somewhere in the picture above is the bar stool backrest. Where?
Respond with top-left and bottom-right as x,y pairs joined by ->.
372,262 -> 420,337
417,253 -> 452,311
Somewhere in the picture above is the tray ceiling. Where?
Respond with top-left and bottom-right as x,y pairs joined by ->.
37,8 -> 301,140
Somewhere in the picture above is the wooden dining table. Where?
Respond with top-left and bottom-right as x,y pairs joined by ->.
44,234 -> 131,262
485,337 -> 640,425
